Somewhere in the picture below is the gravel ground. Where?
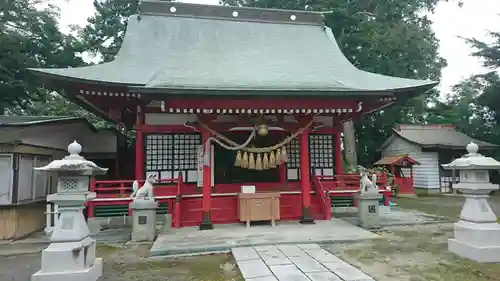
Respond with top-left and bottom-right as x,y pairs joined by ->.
0,243 -> 243,281
325,223 -> 500,281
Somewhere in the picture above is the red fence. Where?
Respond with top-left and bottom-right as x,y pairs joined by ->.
87,173 -> 391,228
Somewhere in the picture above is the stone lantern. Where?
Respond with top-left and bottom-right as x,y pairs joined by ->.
442,141 -> 500,263
32,141 -> 107,281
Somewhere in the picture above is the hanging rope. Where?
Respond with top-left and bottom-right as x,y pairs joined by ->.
199,119 -> 313,154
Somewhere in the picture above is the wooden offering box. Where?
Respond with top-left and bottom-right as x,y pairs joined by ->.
238,192 -> 280,228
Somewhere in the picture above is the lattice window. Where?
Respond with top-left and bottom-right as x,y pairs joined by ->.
62,179 -> 78,191
145,133 -> 201,182
285,138 -> 300,169
309,134 -> 334,169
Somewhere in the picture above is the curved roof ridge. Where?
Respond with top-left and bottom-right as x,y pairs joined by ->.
139,0 -> 325,26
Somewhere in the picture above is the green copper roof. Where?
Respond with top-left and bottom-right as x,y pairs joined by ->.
29,1 -> 437,94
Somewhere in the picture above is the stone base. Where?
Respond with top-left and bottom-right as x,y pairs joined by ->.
448,220 -> 500,262
356,193 -> 381,229
448,239 -> 500,263
32,258 -> 102,281
131,199 -> 158,242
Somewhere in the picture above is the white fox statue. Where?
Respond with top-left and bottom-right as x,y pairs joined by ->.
130,173 -> 157,201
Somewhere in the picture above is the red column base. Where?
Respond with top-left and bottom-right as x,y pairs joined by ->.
199,211 -> 213,230
299,207 -> 315,224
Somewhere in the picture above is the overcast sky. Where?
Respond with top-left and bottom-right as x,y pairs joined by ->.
50,0 -> 500,96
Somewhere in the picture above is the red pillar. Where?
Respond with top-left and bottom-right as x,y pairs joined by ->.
135,106 -> 145,180
280,164 -> 287,185
200,128 -> 213,230
334,131 -> 343,175
299,127 -> 314,224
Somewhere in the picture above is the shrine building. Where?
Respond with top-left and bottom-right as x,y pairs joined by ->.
29,1 -> 437,230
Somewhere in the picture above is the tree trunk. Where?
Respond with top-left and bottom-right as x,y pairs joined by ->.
343,120 -> 357,170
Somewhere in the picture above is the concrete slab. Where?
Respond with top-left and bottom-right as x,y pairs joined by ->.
289,256 -> 328,273
247,276 -> 279,281
304,249 -> 348,264
296,244 -> 322,250
260,253 -> 292,266
306,272 -> 343,281
151,219 -> 379,256
340,207 -> 453,227
232,247 -> 261,261
276,245 -> 308,257
327,265 -> 374,281
269,264 -> 310,281
237,259 -> 273,279
232,243 -> 377,281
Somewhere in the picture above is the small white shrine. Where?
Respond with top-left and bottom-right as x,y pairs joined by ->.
32,141 -> 107,281
442,142 -> 500,263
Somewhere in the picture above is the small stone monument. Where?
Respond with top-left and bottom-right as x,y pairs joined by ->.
442,142 -> 500,263
356,170 -> 381,229
32,141 -> 107,281
130,174 -> 159,242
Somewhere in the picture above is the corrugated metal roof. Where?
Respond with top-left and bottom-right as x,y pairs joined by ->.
382,124 -> 498,150
29,1 -> 437,95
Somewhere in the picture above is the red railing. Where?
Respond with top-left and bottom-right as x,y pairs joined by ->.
88,176 -> 183,227
315,173 -> 391,206
312,175 -> 332,220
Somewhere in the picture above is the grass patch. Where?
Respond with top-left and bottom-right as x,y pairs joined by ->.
103,252 -> 244,281
395,197 -> 462,218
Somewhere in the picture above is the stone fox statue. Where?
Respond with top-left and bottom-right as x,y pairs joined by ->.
359,168 -> 378,193
131,173 -> 157,200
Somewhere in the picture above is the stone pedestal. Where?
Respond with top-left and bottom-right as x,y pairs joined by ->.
356,192 -> 381,229
448,192 -> 500,262
442,142 -> 500,263
131,199 -> 158,242
31,141 -> 108,281
33,237 -> 102,281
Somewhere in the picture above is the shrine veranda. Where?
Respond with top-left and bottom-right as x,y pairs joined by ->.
29,1 -> 438,229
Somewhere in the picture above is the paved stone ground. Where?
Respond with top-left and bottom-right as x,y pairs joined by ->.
339,207 -> 453,227
151,219 -> 379,256
232,244 -> 374,281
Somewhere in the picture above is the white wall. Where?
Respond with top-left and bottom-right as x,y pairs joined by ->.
382,137 -> 440,190
0,154 -> 13,205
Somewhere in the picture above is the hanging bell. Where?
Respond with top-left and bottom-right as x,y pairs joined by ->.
255,153 -> 263,170
248,153 -> 255,169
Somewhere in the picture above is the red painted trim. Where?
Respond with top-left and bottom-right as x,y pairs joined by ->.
280,164 -> 286,185
139,125 -> 198,133
313,128 -> 338,134
201,128 -> 212,215
300,127 -> 311,209
165,99 -> 357,110
135,106 -> 145,180
173,175 -> 182,228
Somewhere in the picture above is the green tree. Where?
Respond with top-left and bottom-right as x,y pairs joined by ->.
465,31 -> 500,123
0,0 -> 84,112
76,0 -> 139,62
